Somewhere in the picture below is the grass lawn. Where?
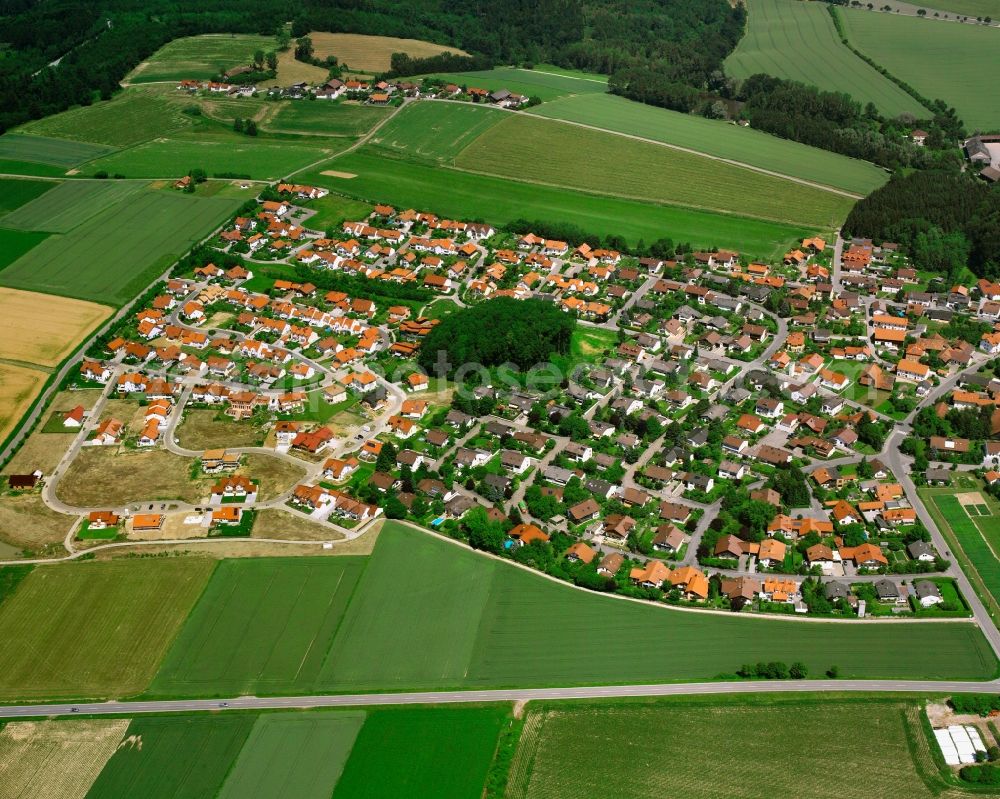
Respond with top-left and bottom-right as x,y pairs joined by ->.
0,179 -> 144,233
176,408 -> 267,449
725,0 -> 925,118
86,715 -> 255,799
0,187 -> 241,305
218,711 -> 365,799
424,67 -> 609,101
332,706 -> 507,799
455,113 -> 855,227
148,557 -> 367,696
368,101 -> 506,162
0,228 -> 49,270
0,558 -> 214,700
550,326 -> 618,374
128,33 -> 278,83
0,178 -> 55,212
507,695 -> 958,799
304,192 -> 373,232
299,150 -> 814,260
267,101 -> 392,137
0,133 -> 114,167
841,8 -> 1000,131
529,93 -> 888,195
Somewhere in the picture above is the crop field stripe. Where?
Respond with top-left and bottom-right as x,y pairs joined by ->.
0,134 -> 115,167
0,180 -> 146,233
0,229 -> 49,271
0,178 -> 56,213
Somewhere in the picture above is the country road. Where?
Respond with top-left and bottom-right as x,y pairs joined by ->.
1,679 -> 997,719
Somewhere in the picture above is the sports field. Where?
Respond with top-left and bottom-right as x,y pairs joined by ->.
331,707 -> 507,799
725,0 -> 925,118
0,228 -> 49,270
841,8 -> 1000,130
218,712 -> 365,799
0,178 -> 54,213
507,696 -> 957,799
425,67 -> 608,102
1,180 -> 145,233
309,32 -> 468,73
0,287 -> 110,367
149,557 -> 367,696
267,101 -> 392,136
127,33 -> 278,83
300,151 -> 813,259
0,363 -> 47,444
0,719 -> 129,799
455,113 -> 856,227
0,134 -> 114,168
0,558 -> 214,701
529,94 -> 889,195
369,101 -> 506,161
0,188 -> 242,305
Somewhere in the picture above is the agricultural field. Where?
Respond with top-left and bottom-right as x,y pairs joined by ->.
16,89 -> 195,148
149,557 -> 367,696
86,715 -> 255,799
507,696 -> 958,799
1,180 -> 145,233
308,32 -> 468,73
0,363 -> 47,444
262,48 -> 330,88
0,134 -> 114,168
725,0 -> 926,118
266,101 -> 392,137
0,719 -> 129,799
841,8 -> 1000,130
299,151 -> 814,259
455,113 -> 856,227
0,558 -> 213,700
369,101 -> 506,162
0,178 -> 54,213
423,67 -> 608,102
0,188 -> 243,305
127,33 -> 278,84
931,494 -> 1000,611
331,706 -> 507,799
218,712 -> 365,799
0,288 -> 110,367
0,228 -> 49,270
917,0 -> 1000,15
529,93 -> 889,195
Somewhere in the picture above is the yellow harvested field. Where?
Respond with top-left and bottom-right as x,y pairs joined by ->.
0,719 -> 129,799
0,363 -> 46,443
0,288 -> 110,368
261,49 -> 328,88
308,32 -> 468,73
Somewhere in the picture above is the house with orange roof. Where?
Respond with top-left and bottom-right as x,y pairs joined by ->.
630,560 -> 671,589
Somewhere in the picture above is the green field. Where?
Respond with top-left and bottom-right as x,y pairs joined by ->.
425,66 -> 609,101
0,187 -> 243,305
0,559 -> 213,701
128,33 -> 278,83
332,707 -> 507,799
299,151 -> 813,259
0,178 -> 55,212
507,696 -> 963,799
841,8 -> 1000,130
933,495 -> 1000,608
17,89 -> 194,148
0,159 -> 69,177
455,113 -> 855,227
218,712 -> 365,799
86,134 -> 347,180
918,0 -> 1000,16
725,0 -> 926,118
86,715 -> 255,799
268,101 -> 392,137
1,180 -> 145,233
530,93 -> 889,195
304,193 -> 374,231
0,133 -> 114,167
149,557 -> 367,696
369,101 -> 506,161
0,228 -> 49,270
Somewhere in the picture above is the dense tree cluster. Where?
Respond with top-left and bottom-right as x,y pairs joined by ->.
418,298 -> 574,376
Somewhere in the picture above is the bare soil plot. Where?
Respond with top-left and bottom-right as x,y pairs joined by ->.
176,408 -> 267,449
0,719 -> 129,799
57,448 -> 210,507
0,492 -> 74,552
0,363 -> 47,444
308,32 -> 467,73
127,512 -> 208,541
238,453 -> 307,501
252,509 -> 346,542
0,288 -> 110,368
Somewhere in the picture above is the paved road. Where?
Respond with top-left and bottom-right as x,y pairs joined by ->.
1,678 -> 996,719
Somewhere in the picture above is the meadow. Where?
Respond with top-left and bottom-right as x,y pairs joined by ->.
0,287 -> 111,367
456,113 -> 856,227
0,178 -> 54,212
424,67 -> 608,101
86,715 -> 255,799
309,32 -> 468,73
0,363 -> 47,444
127,33 -> 278,83
529,93 -> 889,195
841,8 -> 1000,130
0,134 -> 113,167
304,193 -> 373,232
0,188 -> 243,305
331,706 -> 507,799
300,151 -> 813,259
0,558 -> 213,701
267,101 -> 392,137
0,228 -> 49,270
725,0 -> 925,118
507,696 -> 955,799
368,101 -> 506,161
1,179 -> 145,233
